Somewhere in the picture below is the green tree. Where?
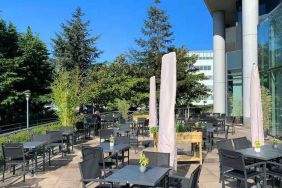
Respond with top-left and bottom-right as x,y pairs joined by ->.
130,0 -> 174,79
52,7 -> 102,72
88,55 -> 148,110
51,69 -> 91,126
0,20 -> 53,125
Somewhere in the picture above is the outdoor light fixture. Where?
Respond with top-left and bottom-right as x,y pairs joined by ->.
24,91 -> 31,129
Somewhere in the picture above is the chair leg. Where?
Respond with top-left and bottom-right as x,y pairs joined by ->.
13,164 -> 15,175
221,176 -> 225,188
2,164 -> 5,182
23,164 -> 25,182
244,180 -> 248,188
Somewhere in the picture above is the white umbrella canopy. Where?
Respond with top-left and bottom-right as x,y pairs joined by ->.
149,76 -> 158,127
158,52 -> 177,170
250,63 -> 264,146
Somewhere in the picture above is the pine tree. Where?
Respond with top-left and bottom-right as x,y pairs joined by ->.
130,0 -> 174,79
52,7 -> 102,73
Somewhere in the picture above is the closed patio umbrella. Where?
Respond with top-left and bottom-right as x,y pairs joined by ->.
250,63 -> 264,146
158,52 -> 177,169
149,76 -> 157,127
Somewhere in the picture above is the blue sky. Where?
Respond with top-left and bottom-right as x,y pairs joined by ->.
0,0 -> 213,62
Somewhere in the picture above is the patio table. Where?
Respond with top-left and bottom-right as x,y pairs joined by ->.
105,165 -> 170,187
99,143 -> 130,167
21,141 -> 47,172
237,144 -> 282,188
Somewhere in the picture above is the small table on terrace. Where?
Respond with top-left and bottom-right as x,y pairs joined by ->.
105,165 -> 170,187
99,143 -> 130,167
21,141 -> 47,172
237,144 -> 282,188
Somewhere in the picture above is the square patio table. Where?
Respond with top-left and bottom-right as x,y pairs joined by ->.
99,143 -> 130,167
105,165 -> 170,187
237,144 -> 282,188
21,141 -> 47,172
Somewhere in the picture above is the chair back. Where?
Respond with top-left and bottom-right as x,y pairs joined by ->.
143,151 -> 170,168
115,136 -> 130,145
60,126 -> 74,132
81,146 -> 103,162
220,149 -> 245,171
32,134 -> 50,143
216,139 -> 234,151
188,165 -> 202,188
232,137 -> 251,150
99,129 -> 114,143
47,131 -> 63,143
2,143 -> 24,161
79,158 -> 101,182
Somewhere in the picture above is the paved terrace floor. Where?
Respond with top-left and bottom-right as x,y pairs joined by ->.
0,126 -> 251,188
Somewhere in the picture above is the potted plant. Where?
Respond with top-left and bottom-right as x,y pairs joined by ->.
150,127 -> 158,148
109,134 -> 115,147
254,141 -> 261,152
139,153 -> 149,173
272,138 -> 280,148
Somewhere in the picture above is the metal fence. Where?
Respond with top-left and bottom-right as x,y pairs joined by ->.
0,118 -> 58,135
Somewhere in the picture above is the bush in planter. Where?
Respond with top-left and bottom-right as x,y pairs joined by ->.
261,86 -> 272,134
115,99 -> 130,121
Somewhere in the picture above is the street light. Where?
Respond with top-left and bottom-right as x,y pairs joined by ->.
24,91 -> 31,129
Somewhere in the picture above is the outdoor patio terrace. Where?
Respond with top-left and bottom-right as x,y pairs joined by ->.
0,125 -> 251,188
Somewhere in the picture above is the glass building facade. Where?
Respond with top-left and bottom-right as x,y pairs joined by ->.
258,4 -> 282,136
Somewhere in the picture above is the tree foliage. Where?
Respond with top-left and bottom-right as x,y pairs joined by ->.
51,69 -> 91,126
52,7 -> 102,72
129,1 -> 209,106
87,55 -> 148,110
0,19 -> 53,125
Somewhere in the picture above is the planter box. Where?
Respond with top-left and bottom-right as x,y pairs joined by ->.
176,132 -> 203,164
132,114 -> 149,121
154,132 -> 203,164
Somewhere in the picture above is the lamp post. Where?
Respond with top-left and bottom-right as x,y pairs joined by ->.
25,92 -> 31,129
203,100 -> 207,111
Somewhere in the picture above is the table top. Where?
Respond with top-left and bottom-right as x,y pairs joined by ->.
99,143 -> 130,153
105,165 -> 170,186
237,144 -> 282,161
21,141 -> 47,149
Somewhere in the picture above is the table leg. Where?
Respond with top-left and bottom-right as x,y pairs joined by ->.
35,149 -> 38,173
43,145 -> 45,171
128,149 -> 130,165
263,162 -> 266,188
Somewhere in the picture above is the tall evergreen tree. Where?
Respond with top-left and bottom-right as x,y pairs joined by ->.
130,0 -> 174,79
52,7 -> 102,72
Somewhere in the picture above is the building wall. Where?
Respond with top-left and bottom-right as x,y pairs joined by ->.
258,4 -> 282,136
189,51 -> 214,106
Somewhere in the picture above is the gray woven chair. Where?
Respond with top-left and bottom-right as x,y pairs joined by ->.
143,151 -> 170,168
47,131 -> 65,157
2,143 -> 31,182
168,165 -> 202,188
216,139 -> 234,183
232,137 -> 252,150
79,158 -> 128,188
220,149 -> 265,188
81,146 -> 114,175
99,129 -> 114,143
31,134 -> 52,166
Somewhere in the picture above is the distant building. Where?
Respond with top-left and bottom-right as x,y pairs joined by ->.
188,50 -> 213,106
